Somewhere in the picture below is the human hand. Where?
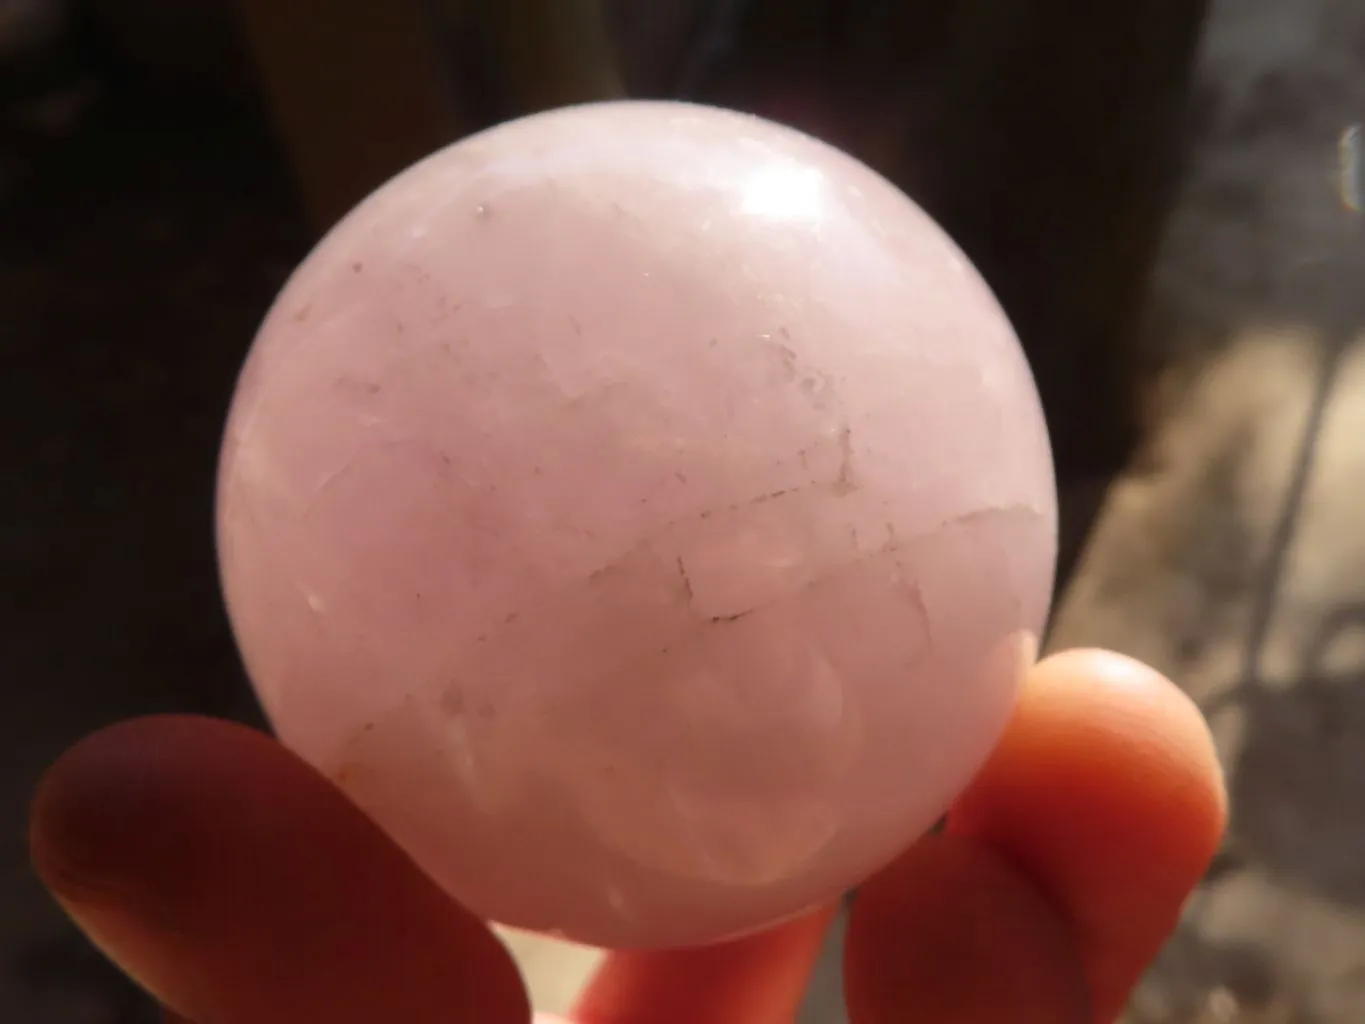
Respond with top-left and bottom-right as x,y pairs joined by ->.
30,648 -> 1224,1023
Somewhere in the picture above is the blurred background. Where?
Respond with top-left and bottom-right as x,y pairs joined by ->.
3,0 -> 1363,1020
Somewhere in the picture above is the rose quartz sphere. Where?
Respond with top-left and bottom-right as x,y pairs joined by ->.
216,100 -> 1056,949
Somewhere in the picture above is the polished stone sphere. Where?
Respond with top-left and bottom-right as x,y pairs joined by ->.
216,100 -> 1056,949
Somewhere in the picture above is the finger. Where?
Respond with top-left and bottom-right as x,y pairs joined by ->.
845,833 -> 1089,1023
947,650 -> 1226,1020
846,649 -> 1226,1023
569,906 -> 836,1024
30,714 -> 530,1024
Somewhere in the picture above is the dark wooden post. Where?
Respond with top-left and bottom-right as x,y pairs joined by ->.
233,0 -> 472,230
923,0 -> 1213,483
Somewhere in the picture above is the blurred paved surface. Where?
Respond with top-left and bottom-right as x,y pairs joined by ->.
1054,0 -> 1365,1019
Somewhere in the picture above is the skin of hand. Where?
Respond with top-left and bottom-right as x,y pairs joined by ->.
29,648 -> 1226,1023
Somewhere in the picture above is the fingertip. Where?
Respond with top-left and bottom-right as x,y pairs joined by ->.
30,714 -> 530,1024
947,648 -> 1227,1020
957,648 -> 1228,880
31,716 -> 264,909
1031,648 -> 1227,817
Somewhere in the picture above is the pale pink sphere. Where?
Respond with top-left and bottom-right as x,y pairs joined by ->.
216,100 -> 1056,949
